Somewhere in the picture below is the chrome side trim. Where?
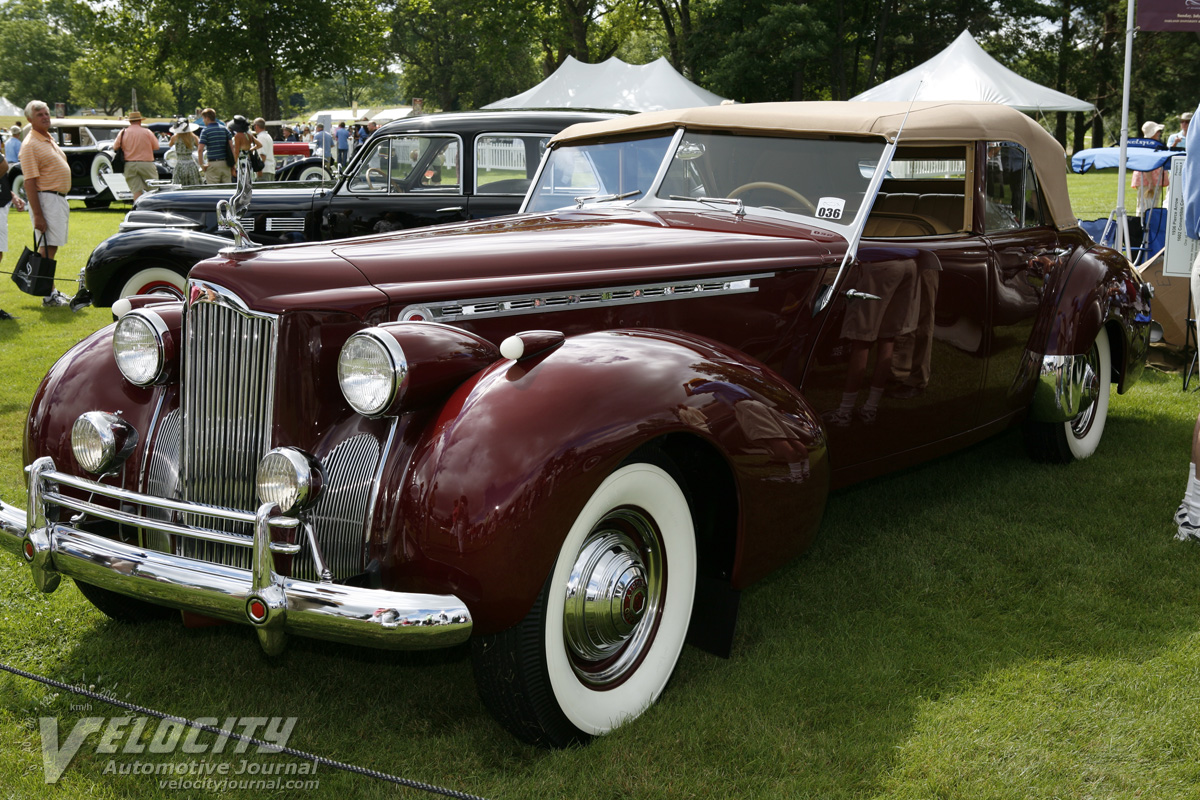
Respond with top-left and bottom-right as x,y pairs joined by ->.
398,273 -> 772,324
265,217 -> 305,232
1029,352 -> 1096,422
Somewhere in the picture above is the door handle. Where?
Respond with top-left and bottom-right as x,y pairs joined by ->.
436,206 -> 464,213
844,289 -> 881,301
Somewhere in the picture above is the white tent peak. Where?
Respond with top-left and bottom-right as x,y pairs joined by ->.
850,30 -> 1094,113
484,55 -> 728,113
0,97 -> 21,116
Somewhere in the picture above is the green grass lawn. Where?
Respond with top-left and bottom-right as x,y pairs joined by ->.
2,185 -> 1200,799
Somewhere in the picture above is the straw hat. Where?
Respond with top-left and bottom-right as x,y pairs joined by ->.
1142,120 -> 1164,138
169,118 -> 198,134
126,111 -> 144,122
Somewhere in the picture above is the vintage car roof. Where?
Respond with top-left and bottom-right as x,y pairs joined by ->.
552,101 -> 1074,227
375,109 -> 622,138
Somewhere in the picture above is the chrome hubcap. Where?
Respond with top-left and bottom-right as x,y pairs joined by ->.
563,508 -> 663,687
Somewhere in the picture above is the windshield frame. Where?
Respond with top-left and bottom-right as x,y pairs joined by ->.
522,126 -> 892,242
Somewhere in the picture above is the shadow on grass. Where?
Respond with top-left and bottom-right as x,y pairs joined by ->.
2,379 -> 1198,798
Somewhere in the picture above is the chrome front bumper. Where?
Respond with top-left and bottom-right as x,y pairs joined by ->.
0,457 -> 472,655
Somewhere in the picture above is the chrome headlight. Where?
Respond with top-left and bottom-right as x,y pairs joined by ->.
71,411 -> 138,474
113,311 -> 169,386
256,448 -> 323,513
337,330 -> 408,417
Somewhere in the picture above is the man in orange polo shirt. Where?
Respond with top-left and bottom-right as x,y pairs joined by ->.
115,111 -> 159,200
19,100 -> 70,261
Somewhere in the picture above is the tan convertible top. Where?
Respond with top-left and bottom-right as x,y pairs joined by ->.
551,101 -> 1074,227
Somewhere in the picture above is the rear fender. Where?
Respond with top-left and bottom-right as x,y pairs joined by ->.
377,329 -> 830,634
1029,240 -> 1151,393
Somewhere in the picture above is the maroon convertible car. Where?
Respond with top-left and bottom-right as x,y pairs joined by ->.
0,101 -> 1151,747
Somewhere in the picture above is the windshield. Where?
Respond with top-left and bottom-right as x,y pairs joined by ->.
526,130 -> 888,227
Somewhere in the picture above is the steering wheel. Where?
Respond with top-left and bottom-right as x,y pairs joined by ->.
728,181 -> 816,213
365,167 -> 387,190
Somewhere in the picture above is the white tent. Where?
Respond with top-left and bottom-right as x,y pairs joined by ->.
307,107 -> 373,123
0,96 -> 21,116
371,107 -> 412,122
850,30 -> 1094,113
484,56 -> 727,113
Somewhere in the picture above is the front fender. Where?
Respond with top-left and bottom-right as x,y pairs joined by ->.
379,329 -> 830,634
24,323 -> 168,491
85,229 -> 230,307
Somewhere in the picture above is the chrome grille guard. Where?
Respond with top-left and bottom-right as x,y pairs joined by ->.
0,457 -> 472,654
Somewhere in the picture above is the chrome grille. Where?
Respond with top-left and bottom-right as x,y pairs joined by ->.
293,433 -> 380,582
142,408 -> 181,554
180,285 -> 278,569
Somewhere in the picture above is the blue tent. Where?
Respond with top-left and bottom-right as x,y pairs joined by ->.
1071,146 -> 1180,174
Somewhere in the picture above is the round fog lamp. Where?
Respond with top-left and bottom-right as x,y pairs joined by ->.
72,411 -> 138,474
113,312 -> 167,386
338,331 -> 407,417
257,448 -> 323,513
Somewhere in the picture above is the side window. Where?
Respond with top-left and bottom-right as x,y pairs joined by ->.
475,134 -> 546,195
346,138 -> 392,194
414,137 -> 460,191
985,142 -> 1044,231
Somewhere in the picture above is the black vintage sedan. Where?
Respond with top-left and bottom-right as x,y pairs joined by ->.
76,110 -> 619,306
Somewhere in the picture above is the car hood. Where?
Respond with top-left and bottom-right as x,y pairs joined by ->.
333,208 -> 846,307
137,184 -> 328,213
190,207 -> 846,315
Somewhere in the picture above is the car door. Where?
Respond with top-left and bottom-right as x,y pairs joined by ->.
804,144 -> 991,477
467,133 -> 551,220
322,133 -> 468,238
978,141 -> 1061,423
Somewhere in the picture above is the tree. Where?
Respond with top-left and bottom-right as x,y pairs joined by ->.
0,18 -> 79,109
391,0 -> 540,110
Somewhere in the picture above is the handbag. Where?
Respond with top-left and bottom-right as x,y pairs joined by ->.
248,150 -> 264,172
111,131 -> 126,172
11,232 -> 57,296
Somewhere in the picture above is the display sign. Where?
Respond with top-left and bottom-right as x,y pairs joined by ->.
1137,0 -> 1200,31
1163,156 -> 1198,277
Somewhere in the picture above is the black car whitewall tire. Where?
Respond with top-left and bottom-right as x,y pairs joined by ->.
116,266 -> 188,302
90,152 -> 114,194
298,164 -> 330,182
471,453 -> 697,747
1024,326 -> 1111,463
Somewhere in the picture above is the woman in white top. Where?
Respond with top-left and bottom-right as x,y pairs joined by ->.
252,117 -> 275,181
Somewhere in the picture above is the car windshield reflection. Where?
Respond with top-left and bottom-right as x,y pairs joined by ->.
526,131 -> 887,227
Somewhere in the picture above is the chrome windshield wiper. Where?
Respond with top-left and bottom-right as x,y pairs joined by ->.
574,189 -> 641,207
669,195 -> 745,217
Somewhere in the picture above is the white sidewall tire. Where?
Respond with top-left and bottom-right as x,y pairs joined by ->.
90,152 -> 113,194
298,164 -> 328,182
544,462 -> 696,736
118,267 -> 187,300
1065,326 -> 1110,460
10,172 -> 24,202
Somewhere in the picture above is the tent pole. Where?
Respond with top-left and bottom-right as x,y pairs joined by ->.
1115,0 -> 1135,258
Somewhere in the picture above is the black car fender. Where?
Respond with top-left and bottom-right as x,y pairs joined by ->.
85,228 -> 232,307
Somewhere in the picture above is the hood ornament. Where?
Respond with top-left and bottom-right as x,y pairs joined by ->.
216,142 -> 253,250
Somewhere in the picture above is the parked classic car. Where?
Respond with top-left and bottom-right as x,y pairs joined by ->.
74,110 -> 618,305
0,102 -> 1152,748
9,119 -> 174,208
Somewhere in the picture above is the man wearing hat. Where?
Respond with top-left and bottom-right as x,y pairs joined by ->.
114,111 -> 159,200
1132,120 -> 1168,215
1169,112 -> 1192,150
